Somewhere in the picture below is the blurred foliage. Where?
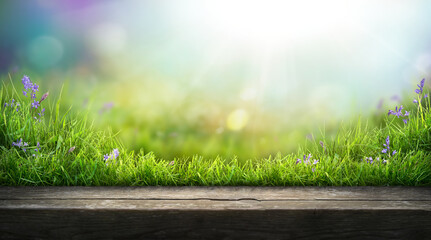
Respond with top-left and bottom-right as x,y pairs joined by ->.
2,70 -> 410,161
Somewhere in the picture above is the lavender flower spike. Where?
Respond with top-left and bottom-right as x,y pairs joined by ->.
415,79 -> 424,94
21,75 -> 32,89
382,136 -> 391,154
40,91 -> 49,103
417,78 -> 425,93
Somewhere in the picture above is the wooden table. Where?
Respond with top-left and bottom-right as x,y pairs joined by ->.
1,187 -> 430,239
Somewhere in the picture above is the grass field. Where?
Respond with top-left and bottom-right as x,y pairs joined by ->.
1,74 -> 430,186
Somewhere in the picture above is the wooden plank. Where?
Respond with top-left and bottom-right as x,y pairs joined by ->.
1,209 -> 430,240
1,199 -> 431,210
0,187 -> 430,240
1,186 -> 430,200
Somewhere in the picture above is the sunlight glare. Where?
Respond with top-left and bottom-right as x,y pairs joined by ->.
202,0 -> 356,48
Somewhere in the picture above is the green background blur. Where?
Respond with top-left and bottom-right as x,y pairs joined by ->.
1,0 -> 431,160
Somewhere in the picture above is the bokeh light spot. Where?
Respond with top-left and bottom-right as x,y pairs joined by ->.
27,36 -> 63,68
227,109 -> 249,131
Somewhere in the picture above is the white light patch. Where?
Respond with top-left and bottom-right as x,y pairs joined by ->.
200,0 -> 357,48
88,23 -> 127,56
240,87 -> 257,101
415,54 -> 431,73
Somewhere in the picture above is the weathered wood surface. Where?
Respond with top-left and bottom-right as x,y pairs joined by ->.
0,187 -> 430,239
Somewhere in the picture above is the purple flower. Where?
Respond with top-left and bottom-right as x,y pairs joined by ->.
312,168 -> 315,172
12,138 -> 29,152
31,84 -> 39,92
319,141 -> 326,152
31,100 -> 40,109
416,78 -> 425,94
40,92 -> 49,103
38,108 -> 45,117
21,75 -> 40,101
313,159 -> 319,165
377,99 -> 384,110
19,75 -> 45,120
103,148 -> 120,164
390,95 -> 401,103
388,105 -> 402,117
402,119 -> 408,124
112,148 -> 120,159
296,154 -> 312,165
396,106 -> 403,117
381,135 -> 398,157
12,138 -> 23,147
68,146 -> 76,153
413,79 -> 428,103
34,142 -> 40,152
22,75 -> 32,89
99,102 -> 115,114
382,136 -> 391,154
4,99 -> 21,112
306,133 -> 314,141
304,154 -> 312,165
388,106 -> 409,123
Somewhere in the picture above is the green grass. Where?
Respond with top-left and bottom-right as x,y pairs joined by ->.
1,74 -> 431,186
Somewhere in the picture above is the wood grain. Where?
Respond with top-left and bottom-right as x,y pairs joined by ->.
0,187 -> 430,240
